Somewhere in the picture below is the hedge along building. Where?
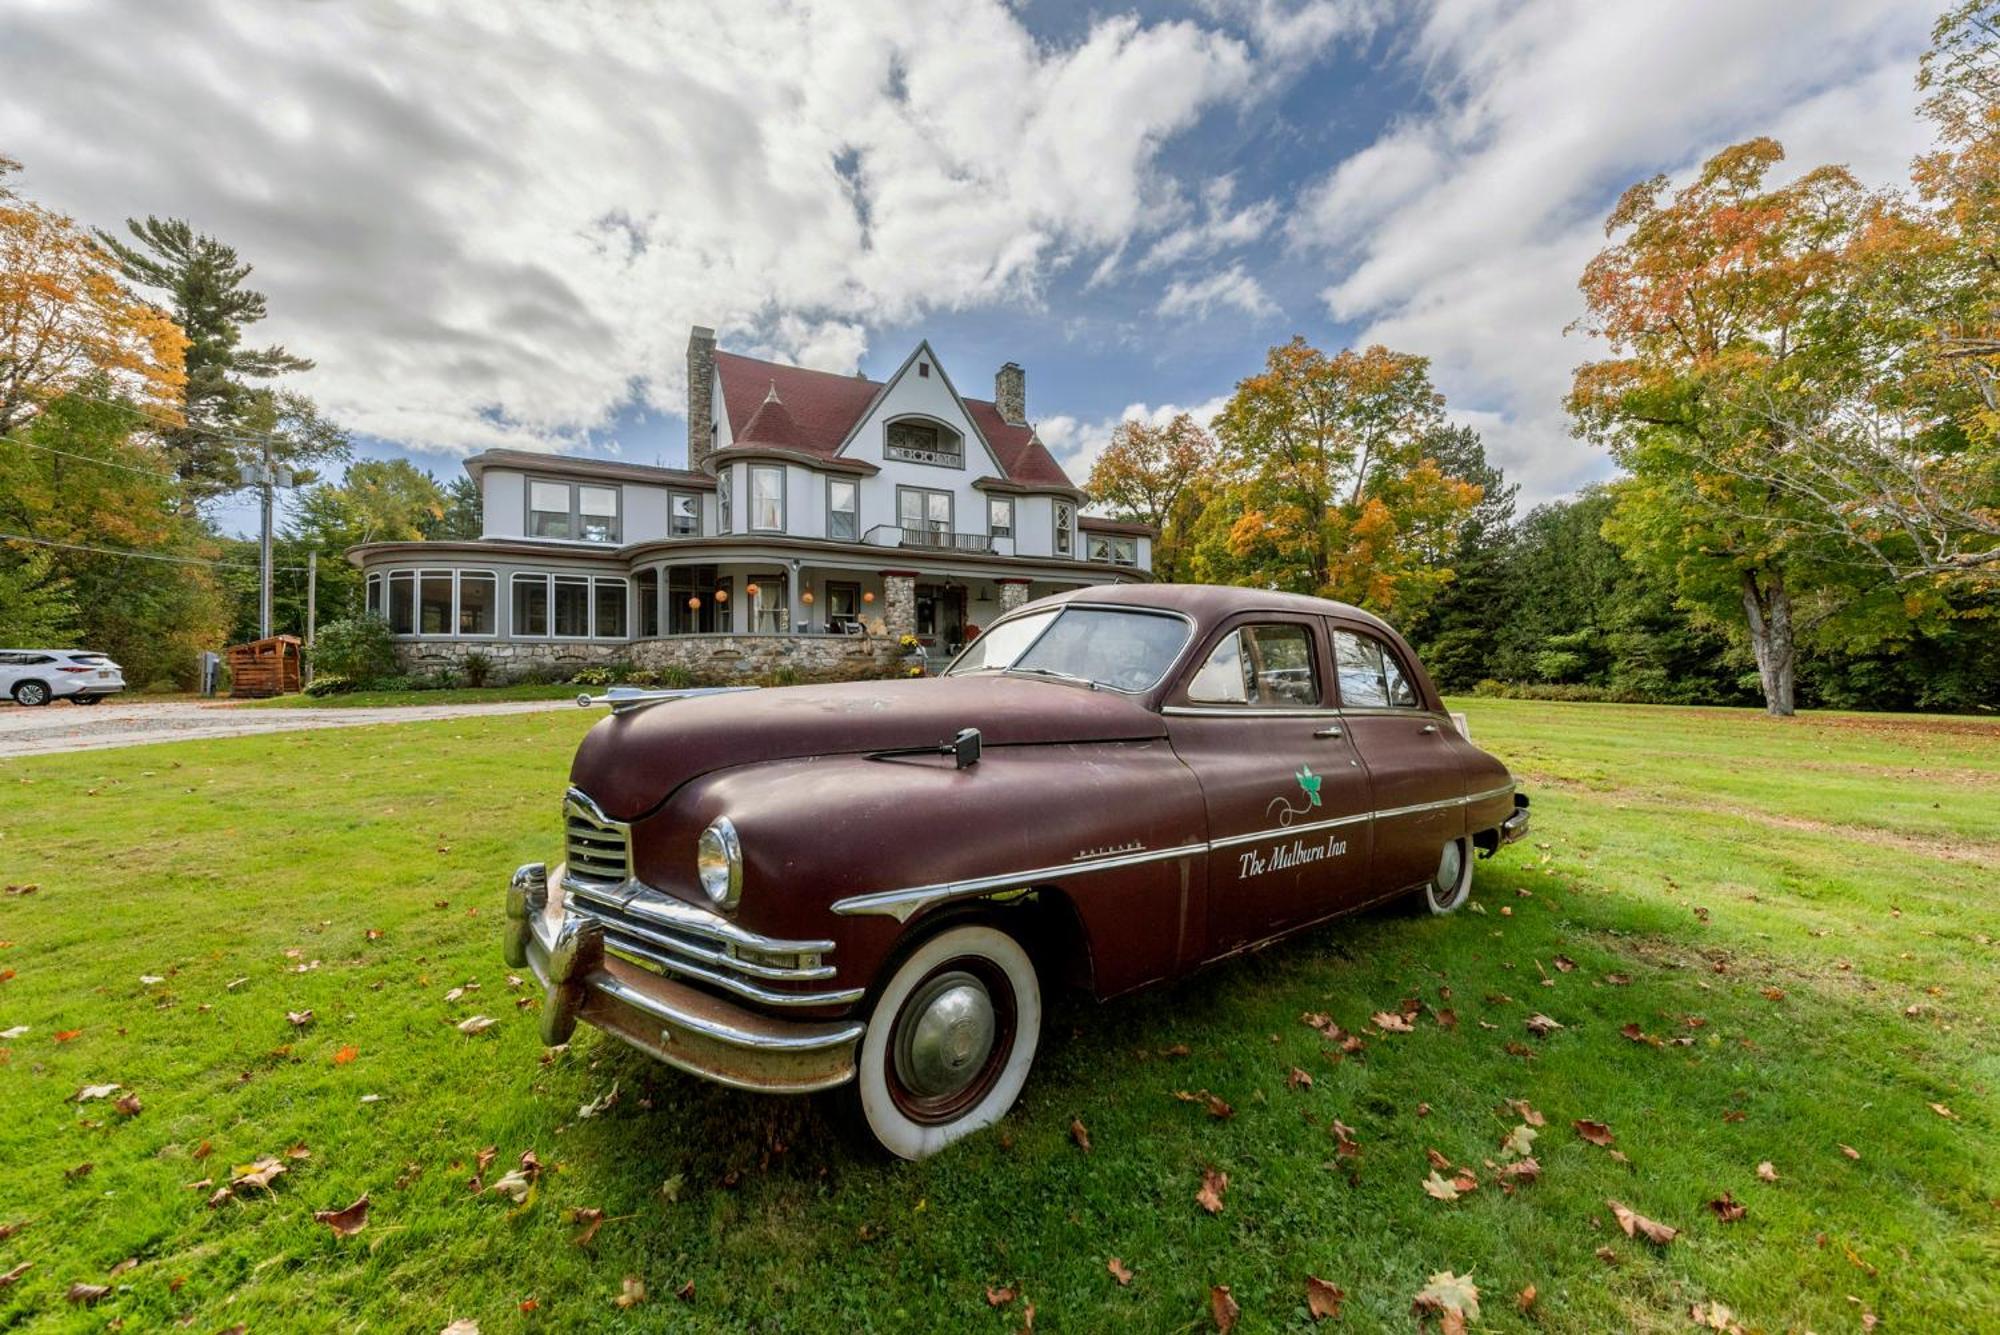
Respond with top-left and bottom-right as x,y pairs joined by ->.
346,328 -> 1155,682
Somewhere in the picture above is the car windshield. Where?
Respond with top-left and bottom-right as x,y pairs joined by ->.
946,606 -> 1189,693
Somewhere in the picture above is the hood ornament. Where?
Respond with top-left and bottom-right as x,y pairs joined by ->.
576,685 -> 760,715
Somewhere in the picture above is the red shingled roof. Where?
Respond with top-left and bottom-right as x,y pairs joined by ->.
712,348 -> 1077,490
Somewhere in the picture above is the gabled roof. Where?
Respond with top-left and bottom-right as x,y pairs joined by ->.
712,346 -> 1079,491
734,382 -> 812,451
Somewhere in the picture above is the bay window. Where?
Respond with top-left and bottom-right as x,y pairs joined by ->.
749,574 -> 788,633
989,496 -> 1013,539
899,486 -> 951,540
717,469 -> 732,534
553,576 -> 591,637
511,574 -> 549,637
387,571 -> 415,635
594,577 -> 628,638
1055,501 -> 1074,555
636,568 -> 660,637
669,491 -> 701,538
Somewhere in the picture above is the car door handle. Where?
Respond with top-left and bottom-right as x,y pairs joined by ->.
1420,723 -> 1439,734
1313,725 -> 1343,739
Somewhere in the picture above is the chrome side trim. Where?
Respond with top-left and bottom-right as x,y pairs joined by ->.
1207,811 -> 1369,850
1465,782 -> 1518,804
593,961 -> 867,1031
831,782 -> 1525,920
831,841 -> 1211,923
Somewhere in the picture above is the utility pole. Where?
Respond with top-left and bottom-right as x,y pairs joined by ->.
258,436 -> 274,639
305,550 -> 318,684
241,441 -> 292,641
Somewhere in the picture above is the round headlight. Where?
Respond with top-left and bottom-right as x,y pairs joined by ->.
696,817 -> 742,911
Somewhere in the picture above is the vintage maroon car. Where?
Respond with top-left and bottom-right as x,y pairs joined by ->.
505,585 -> 1528,1158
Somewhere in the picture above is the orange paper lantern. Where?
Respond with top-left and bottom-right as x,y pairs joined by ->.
745,582 -> 760,598
687,596 -> 701,610
863,590 -> 876,604
715,587 -> 729,603
801,589 -> 815,605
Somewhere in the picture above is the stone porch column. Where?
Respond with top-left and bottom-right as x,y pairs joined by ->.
880,571 -> 918,639
998,578 -> 1032,614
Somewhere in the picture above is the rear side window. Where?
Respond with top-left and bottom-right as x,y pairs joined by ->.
66,654 -> 106,665
1187,623 -> 1320,706
1333,629 -> 1419,708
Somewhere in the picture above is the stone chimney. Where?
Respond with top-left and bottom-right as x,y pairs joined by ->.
995,361 -> 1027,426
686,325 -> 717,471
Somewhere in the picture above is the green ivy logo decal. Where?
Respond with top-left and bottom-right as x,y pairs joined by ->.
1267,763 -> 1323,826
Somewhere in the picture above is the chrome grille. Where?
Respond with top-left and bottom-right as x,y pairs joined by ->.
564,789 -> 630,884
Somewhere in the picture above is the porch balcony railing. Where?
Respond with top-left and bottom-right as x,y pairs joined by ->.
864,524 -> 995,554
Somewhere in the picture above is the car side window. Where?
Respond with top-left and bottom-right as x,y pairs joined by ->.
1187,623 -> 1320,706
1334,629 -> 1418,708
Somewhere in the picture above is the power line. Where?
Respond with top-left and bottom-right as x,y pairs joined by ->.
0,431 -> 179,481
0,531 -> 312,573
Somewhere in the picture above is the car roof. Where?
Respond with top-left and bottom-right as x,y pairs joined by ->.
1037,583 -> 1398,636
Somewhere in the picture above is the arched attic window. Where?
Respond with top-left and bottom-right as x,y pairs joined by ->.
884,415 -> 963,467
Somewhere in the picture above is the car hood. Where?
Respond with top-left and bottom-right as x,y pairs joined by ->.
570,674 -> 1165,822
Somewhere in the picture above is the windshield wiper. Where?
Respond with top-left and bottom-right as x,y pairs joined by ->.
1006,666 -> 1099,690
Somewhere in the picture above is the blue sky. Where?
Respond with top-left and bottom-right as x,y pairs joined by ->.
0,0 -> 1939,538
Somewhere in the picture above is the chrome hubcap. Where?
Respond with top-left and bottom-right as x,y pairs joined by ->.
1434,841 -> 1465,901
894,971 -> 997,1099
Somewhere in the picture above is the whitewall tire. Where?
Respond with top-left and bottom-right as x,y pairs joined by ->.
1424,837 -> 1474,915
848,923 -> 1041,1161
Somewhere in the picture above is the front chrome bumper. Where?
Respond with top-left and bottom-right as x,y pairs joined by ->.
504,863 -> 864,1094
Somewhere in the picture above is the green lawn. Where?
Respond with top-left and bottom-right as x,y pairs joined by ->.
238,682 -> 585,709
0,700 -> 1994,1332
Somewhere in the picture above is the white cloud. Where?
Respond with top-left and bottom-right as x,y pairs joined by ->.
1198,0 -> 1387,69
0,0 -> 1258,460
1134,175 -> 1279,274
1038,394 -> 1232,493
1288,0 -> 1936,504
1156,262 -> 1278,320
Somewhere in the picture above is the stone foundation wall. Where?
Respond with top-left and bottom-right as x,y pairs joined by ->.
393,634 -> 901,684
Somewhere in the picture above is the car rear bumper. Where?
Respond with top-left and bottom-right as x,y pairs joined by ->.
1498,792 -> 1530,846
503,863 -> 864,1094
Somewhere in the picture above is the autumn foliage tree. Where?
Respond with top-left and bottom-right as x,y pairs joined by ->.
0,157 -> 186,436
1195,338 -> 1484,622
1085,412 -> 1218,581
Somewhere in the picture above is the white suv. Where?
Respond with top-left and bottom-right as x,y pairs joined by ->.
0,650 -> 127,706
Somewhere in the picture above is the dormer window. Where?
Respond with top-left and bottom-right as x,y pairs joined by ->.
885,417 -> 962,467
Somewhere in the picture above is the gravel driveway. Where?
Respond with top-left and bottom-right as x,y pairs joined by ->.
0,698 -> 575,757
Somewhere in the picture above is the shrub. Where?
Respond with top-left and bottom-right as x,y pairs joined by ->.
759,665 -> 802,689
513,662 -> 563,686
571,666 -> 616,687
143,676 -> 180,695
460,651 -> 495,688
657,664 -> 694,689
303,674 -> 357,698
313,616 -> 399,684
897,634 -> 921,653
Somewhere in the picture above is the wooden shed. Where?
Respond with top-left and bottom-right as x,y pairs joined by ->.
226,634 -> 303,698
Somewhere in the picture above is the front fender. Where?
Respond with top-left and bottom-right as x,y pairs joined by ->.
629,738 -> 1210,1001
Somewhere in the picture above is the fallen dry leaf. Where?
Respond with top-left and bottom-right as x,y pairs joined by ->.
1371,1011 -> 1414,1033
1210,1283 -> 1240,1332
1574,1119 -> 1616,1146
287,1010 -> 314,1028
231,1157 -> 288,1192
332,1044 -> 358,1065
1608,1199 -> 1678,1245
1422,1170 -> 1462,1202
1690,1299 -> 1745,1333
1174,1089 -> 1235,1119
475,1146 -> 498,1177
1839,1143 -> 1861,1160
1595,1245 -> 1620,1266
612,1275 -> 645,1309
313,1194 -> 370,1237
114,1093 -> 141,1117
1331,1119 -> 1361,1159
1107,1257 -> 1134,1287
0,1262 -> 32,1288
1524,1013 -> 1563,1037
1929,1102 -> 1958,1120
1196,1165 -> 1228,1214
1070,1117 -> 1092,1153
577,1081 -> 620,1119
985,1284 -> 1017,1307
1496,1157 -> 1541,1189
1501,1124 -> 1538,1159
570,1206 -> 607,1247
1286,1067 -> 1313,1090
73,1083 -> 120,1103
1707,1191 -> 1746,1223
456,1015 -> 497,1036
1305,1274 -> 1345,1321
440,1321 -> 479,1335
1411,1269 -> 1480,1334
1517,1284 -> 1537,1313
206,1186 -> 233,1209
485,1169 -> 534,1204
1553,954 -> 1576,972
66,1282 -> 111,1305
1761,987 -> 1786,1001
1756,1161 -> 1779,1183
1504,1098 -> 1545,1127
